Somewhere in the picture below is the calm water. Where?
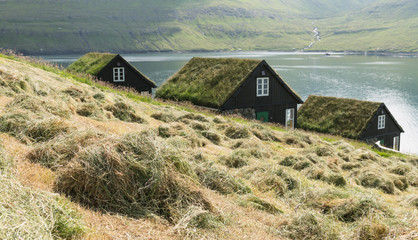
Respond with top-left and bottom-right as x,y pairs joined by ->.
41,52 -> 418,154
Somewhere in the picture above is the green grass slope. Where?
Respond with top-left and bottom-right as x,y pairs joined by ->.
0,52 -> 417,239
1,0 -> 416,54
312,0 -> 418,52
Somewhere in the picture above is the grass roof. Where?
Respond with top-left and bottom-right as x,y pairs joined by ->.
156,57 -> 262,109
68,52 -> 117,76
298,95 -> 382,139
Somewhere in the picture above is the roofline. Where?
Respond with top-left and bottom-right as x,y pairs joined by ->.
98,54 -> 157,88
381,103 -> 404,132
360,103 -> 404,138
218,59 -> 264,108
220,60 -> 303,108
262,61 -> 303,104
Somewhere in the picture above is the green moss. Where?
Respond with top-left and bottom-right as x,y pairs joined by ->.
156,57 -> 262,108
67,52 -> 117,75
298,95 -> 383,139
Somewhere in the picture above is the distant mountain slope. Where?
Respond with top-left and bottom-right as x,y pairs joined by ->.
0,0 -> 416,54
311,0 -> 418,52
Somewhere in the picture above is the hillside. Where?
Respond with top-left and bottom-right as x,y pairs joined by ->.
311,0 -> 418,52
0,0 -> 417,54
0,52 -> 417,239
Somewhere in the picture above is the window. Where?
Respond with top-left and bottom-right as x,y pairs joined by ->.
257,77 -> 269,97
378,115 -> 385,129
113,67 -> 125,82
286,108 -> 295,129
393,136 -> 400,151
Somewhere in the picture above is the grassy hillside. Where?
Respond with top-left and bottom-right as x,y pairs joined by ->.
311,0 -> 418,52
1,0 -> 417,54
0,52 -> 417,239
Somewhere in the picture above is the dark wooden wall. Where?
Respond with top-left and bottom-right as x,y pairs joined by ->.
97,56 -> 154,93
361,105 -> 403,149
221,63 -> 300,126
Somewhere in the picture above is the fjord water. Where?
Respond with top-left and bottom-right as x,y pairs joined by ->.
42,52 -> 418,154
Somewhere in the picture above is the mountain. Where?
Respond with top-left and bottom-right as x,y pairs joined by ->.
0,0 -> 416,54
311,0 -> 418,52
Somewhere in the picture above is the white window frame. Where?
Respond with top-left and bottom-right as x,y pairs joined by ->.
393,136 -> 400,151
256,77 -> 269,97
377,115 -> 385,129
113,67 -> 125,82
286,108 -> 295,129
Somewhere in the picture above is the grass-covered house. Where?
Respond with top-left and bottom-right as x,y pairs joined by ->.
156,57 -> 303,127
68,52 -> 156,94
298,95 -> 404,150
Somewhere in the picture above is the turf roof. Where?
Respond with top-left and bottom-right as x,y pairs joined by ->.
68,52 -> 117,76
298,95 -> 383,139
156,57 -> 264,108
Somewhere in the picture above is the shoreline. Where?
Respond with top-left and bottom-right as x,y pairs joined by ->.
23,49 -> 418,57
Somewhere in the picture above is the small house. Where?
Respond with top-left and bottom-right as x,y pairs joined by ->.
298,95 -> 404,150
156,57 -> 303,127
68,52 -> 156,94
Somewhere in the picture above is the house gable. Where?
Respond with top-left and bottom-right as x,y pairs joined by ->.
361,104 -> 404,140
221,61 -> 303,124
222,61 -> 302,110
96,55 -> 156,92
69,53 -> 156,93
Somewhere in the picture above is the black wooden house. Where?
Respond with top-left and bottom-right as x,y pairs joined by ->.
298,95 -> 404,150
156,57 -> 303,127
68,53 -> 156,93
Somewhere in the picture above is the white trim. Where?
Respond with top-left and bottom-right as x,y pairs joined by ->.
393,136 -> 400,151
375,140 -> 401,153
286,108 -> 295,129
113,67 -> 125,82
256,77 -> 269,97
377,115 -> 385,129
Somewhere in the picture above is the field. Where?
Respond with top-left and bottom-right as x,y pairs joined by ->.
0,51 -> 417,239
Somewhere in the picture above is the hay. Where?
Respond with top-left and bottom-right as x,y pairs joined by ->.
357,172 -> 395,194
0,111 -> 71,143
151,112 -> 177,123
224,125 -> 251,139
283,212 -> 340,240
219,150 -> 250,168
76,102 -> 105,119
201,130 -> 221,145
55,131 -> 213,222
177,113 -> 209,122
105,101 -> 146,123
194,162 -> 251,195
357,221 -> 389,240
0,145 -> 85,239
7,94 -> 73,118
28,130 -> 104,170
332,199 -> 382,223
238,195 -> 282,214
